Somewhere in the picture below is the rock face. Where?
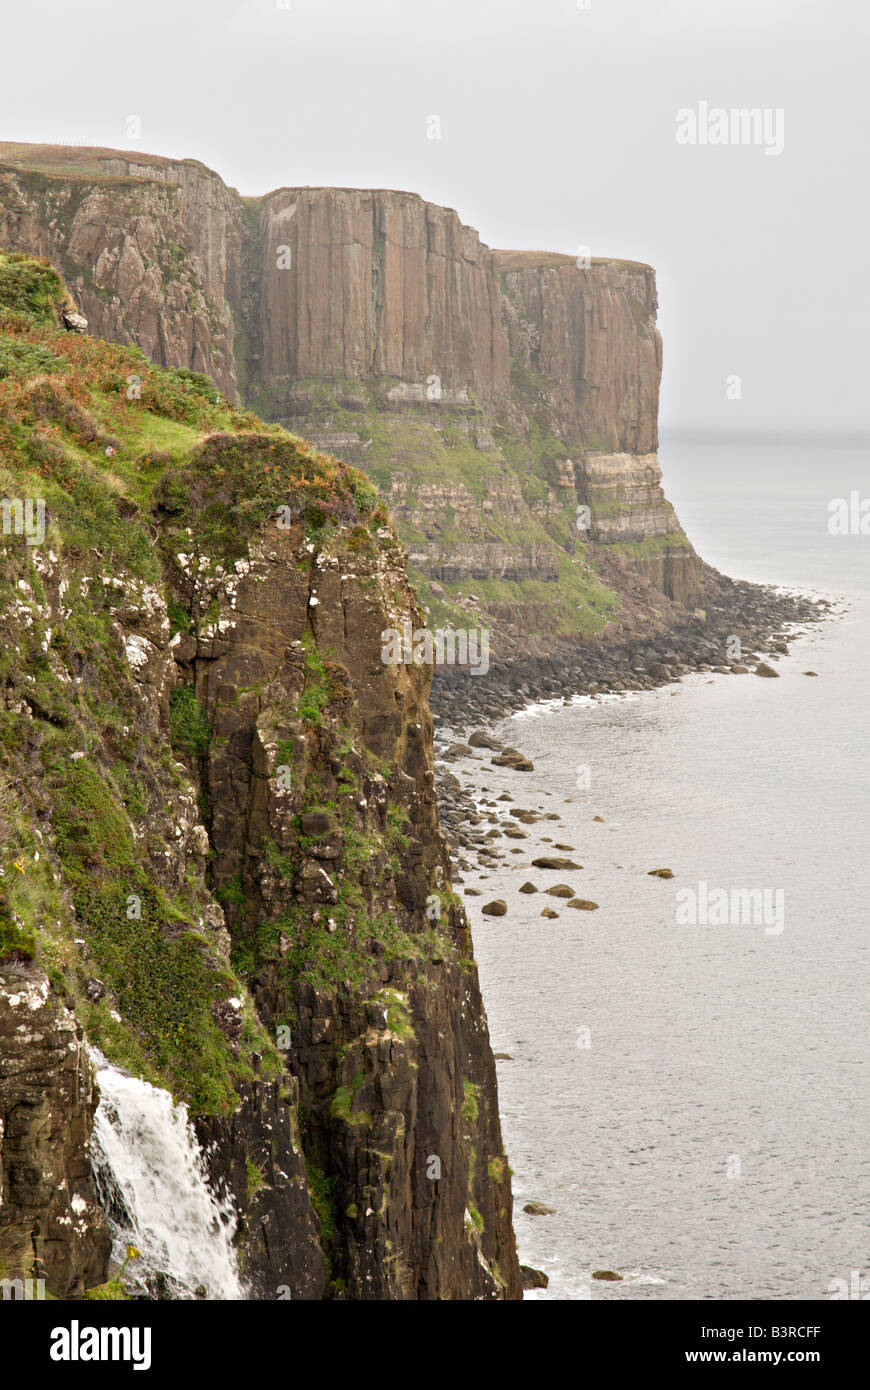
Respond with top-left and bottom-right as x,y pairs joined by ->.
169,457 -> 521,1298
0,258 -> 521,1299
495,251 -> 661,454
0,965 -> 111,1297
0,143 -> 704,655
0,147 -> 240,395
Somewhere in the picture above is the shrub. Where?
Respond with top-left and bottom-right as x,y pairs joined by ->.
169,686 -> 210,756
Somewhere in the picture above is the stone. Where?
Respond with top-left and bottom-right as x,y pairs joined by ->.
755,662 -> 780,678
545,885 -> 575,898
520,1265 -> 550,1289
647,867 -> 674,878
532,856 -> 582,870
491,752 -> 534,771
468,731 -> 502,749
61,309 -> 88,333
523,1202 -> 556,1216
566,899 -> 599,911
482,900 -> 508,916
518,882 -> 538,893
592,1269 -> 623,1281
540,908 -> 560,919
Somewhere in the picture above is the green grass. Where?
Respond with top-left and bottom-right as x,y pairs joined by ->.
0,252 -> 67,324
169,685 -> 211,756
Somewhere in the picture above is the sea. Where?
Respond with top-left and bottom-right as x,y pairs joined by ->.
458,439 -> 869,1300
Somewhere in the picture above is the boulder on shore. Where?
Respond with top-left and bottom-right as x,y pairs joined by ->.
492,749 -> 534,771
481,899 -> 507,916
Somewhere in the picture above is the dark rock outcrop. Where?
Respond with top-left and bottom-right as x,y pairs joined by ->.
0,963 -> 111,1296
0,143 -> 705,658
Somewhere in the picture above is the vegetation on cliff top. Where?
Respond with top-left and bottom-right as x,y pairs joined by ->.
0,253 -> 398,1111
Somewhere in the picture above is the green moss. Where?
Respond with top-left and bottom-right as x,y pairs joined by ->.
461,1080 -> 480,1123
246,1155 -> 266,1196
81,1279 -> 131,1301
330,1071 -> 369,1124
169,685 -> 210,756
0,911 -> 36,962
0,252 -> 66,324
306,1161 -> 337,1254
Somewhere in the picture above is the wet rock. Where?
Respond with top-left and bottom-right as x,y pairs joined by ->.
540,908 -> 560,919
520,1265 -> 550,1289
469,731 -> 502,749
518,882 -> 538,894
647,867 -> 674,878
803,670 -> 818,676
592,1269 -> 623,1281
566,898 -> 599,911
532,856 -> 582,870
482,900 -> 508,916
523,1202 -> 556,1216
755,662 -> 780,678
491,750 -> 534,771
544,884 -> 575,898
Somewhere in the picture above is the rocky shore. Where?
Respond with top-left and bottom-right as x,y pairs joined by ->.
432,572 -> 833,877
431,570 -> 830,729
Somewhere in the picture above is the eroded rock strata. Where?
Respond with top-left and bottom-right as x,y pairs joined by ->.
0,144 -> 703,651
0,257 -> 520,1298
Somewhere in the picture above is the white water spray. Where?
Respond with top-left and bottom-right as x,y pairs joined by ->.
89,1050 -> 243,1299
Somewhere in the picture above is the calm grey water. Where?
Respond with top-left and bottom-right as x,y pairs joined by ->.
461,441 -> 869,1300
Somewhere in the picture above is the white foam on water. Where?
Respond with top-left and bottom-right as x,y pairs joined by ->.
89,1049 -> 243,1300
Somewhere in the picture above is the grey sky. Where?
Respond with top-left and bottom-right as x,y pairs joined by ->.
2,0 -> 866,435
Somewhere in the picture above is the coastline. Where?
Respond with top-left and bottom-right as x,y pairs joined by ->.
431,572 -> 833,730
433,580 -> 846,1297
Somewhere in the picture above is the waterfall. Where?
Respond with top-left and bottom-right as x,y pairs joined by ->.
89,1050 -> 244,1300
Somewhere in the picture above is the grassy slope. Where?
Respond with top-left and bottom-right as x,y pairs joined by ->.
0,253 -> 386,1112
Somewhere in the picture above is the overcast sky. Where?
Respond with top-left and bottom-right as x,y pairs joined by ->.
2,0 -> 866,436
